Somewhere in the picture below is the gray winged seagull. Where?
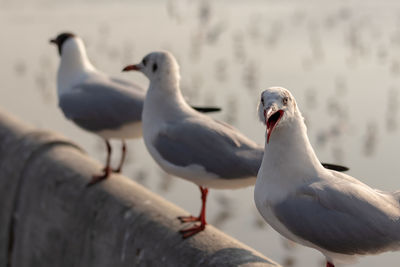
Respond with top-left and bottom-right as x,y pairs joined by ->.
50,32 -> 221,185
122,51 -> 349,238
255,86 -> 400,267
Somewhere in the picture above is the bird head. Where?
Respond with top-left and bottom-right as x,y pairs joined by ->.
122,51 -> 180,83
49,32 -> 76,56
258,87 -> 298,144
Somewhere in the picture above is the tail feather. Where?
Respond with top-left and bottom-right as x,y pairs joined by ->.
321,163 -> 349,172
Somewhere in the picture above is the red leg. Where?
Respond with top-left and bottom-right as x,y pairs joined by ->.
87,140 -> 112,186
179,186 -> 209,238
178,186 -> 208,223
114,140 -> 127,173
326,262 -> 334,267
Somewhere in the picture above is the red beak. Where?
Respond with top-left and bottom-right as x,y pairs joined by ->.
265,108 -> 284,144
122,64 -> 140,72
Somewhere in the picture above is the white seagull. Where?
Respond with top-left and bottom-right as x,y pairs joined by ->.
50,32 -> 221,185
122,51 -> 349,238
255,87 -> 400,267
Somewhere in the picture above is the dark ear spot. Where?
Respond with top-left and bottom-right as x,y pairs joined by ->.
152,63 -> 158,72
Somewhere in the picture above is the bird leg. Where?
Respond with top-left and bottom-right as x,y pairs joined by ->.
326,262 -> 335,267
88,140 -> 112,186
178,186 -> 208,223
113,140 -> 127,173
179,186 -> 208,238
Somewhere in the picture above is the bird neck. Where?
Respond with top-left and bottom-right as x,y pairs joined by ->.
262,111 -> 323,182
144,78 -> 191,122
59,38 -> 95,72
151,72 -> 189,106
57,38 -> 96,96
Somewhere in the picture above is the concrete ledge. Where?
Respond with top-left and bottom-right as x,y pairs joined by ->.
0,108 -> 280,267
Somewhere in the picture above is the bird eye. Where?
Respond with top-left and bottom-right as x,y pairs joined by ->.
142,58 -> 147,66
261,97 -> 264,105
283,97 -> 288,105
152,63 -> 158,72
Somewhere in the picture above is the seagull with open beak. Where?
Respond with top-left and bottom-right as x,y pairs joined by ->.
255,86 -> 400,267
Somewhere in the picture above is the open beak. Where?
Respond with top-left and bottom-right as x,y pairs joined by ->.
122,64 -> 141,72
264,106 -> 284,144
49,39 -> 57,44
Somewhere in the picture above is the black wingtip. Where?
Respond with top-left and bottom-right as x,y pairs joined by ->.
192,106 -> 222,113
321,163 -> 349,172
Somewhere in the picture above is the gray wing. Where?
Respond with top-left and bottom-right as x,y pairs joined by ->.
154,117 -> 263,179
59,78 -> 144,132
274,174 -> 400,255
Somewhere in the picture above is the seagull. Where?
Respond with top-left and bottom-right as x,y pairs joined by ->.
50,32 -> 221,185
255,87 -> 400,267
122,51 -> 349,238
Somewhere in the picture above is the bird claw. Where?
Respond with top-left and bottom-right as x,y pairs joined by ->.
179,224 -> 206,239
102,166 -> 121,173
87,167 -> 112,187
177,215 -> 200,223
113,168 -> 122,173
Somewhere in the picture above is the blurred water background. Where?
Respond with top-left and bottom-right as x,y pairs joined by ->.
1,0 -> 400,266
